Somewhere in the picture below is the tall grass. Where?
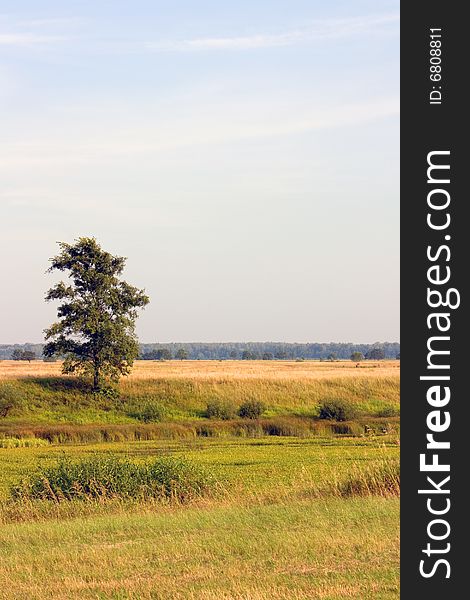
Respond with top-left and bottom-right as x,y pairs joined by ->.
0,416 -> 399,444
12,455 -> 214,503
0,437 -> 50,449
331,459 -> 400,498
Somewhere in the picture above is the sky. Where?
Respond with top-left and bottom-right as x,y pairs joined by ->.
0,1 -> 399,344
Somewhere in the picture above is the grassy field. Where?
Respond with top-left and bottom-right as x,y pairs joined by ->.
0,360 -> 399,599
0,360 -> 399,426
0,498 -> 399,600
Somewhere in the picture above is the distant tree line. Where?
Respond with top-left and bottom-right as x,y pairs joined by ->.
0,342 -> 399,362
0,344 -> 44,361
140,342 -> 399,361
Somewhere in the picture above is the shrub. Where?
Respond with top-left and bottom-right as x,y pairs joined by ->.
0,384 -> 24,418
238,399 -> 265,419
12,455 -> 213,502
205,400 -> 236,420
127,402 -> 166,423
318,400 -> 358,422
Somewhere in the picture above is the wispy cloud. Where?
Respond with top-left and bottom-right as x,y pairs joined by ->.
146,13 -> 399,52
0,14 -> 77,46
0,32 -> 66,46
0,97 -> 398,169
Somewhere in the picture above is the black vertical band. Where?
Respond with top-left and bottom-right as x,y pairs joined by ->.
401,3 -> 467,596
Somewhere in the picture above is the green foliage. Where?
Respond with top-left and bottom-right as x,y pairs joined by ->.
126,402 -> 166,423
318,400 -> 358,422
205,400 -> 237,420
95,386 -> 120,401
175,348 -> 188,360
12,455 -> 213,502
43,238 -> 149,390
238,399 -> 266,419
0,384 -> 24,418
350,352 -> 364,362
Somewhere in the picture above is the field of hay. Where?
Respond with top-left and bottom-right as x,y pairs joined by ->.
0,360 -> 400,599
0,359 -> 400,381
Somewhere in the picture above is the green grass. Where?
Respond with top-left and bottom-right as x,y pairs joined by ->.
12,455 -> 214,503
0,436 -> 399,502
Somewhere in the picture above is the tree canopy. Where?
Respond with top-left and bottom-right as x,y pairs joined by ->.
43,238 -> 149,390
11,349 -> 37,362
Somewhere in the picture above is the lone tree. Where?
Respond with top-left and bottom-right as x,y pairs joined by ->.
43,238 -> 149,391
22,351 -> 37,363
350,351 -> 364,362
11,350 -> 37,362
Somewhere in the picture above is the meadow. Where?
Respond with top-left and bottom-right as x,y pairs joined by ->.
0,360 -> 400,599
0,359 -> 399,427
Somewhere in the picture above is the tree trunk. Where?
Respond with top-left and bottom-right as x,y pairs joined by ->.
93,363 -> 100,391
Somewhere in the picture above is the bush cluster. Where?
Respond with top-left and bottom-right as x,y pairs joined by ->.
205,400 -> 237,420
205,399 -> 266,420
318,400 -> 358,422
126,402 -> 166,423
237,400 -> 265,419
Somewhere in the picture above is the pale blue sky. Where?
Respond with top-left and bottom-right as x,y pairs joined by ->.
0,1 -> 399,344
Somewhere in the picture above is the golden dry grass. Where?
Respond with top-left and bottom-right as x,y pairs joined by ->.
0,359 -> 400,382
0,497 -> 399,600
